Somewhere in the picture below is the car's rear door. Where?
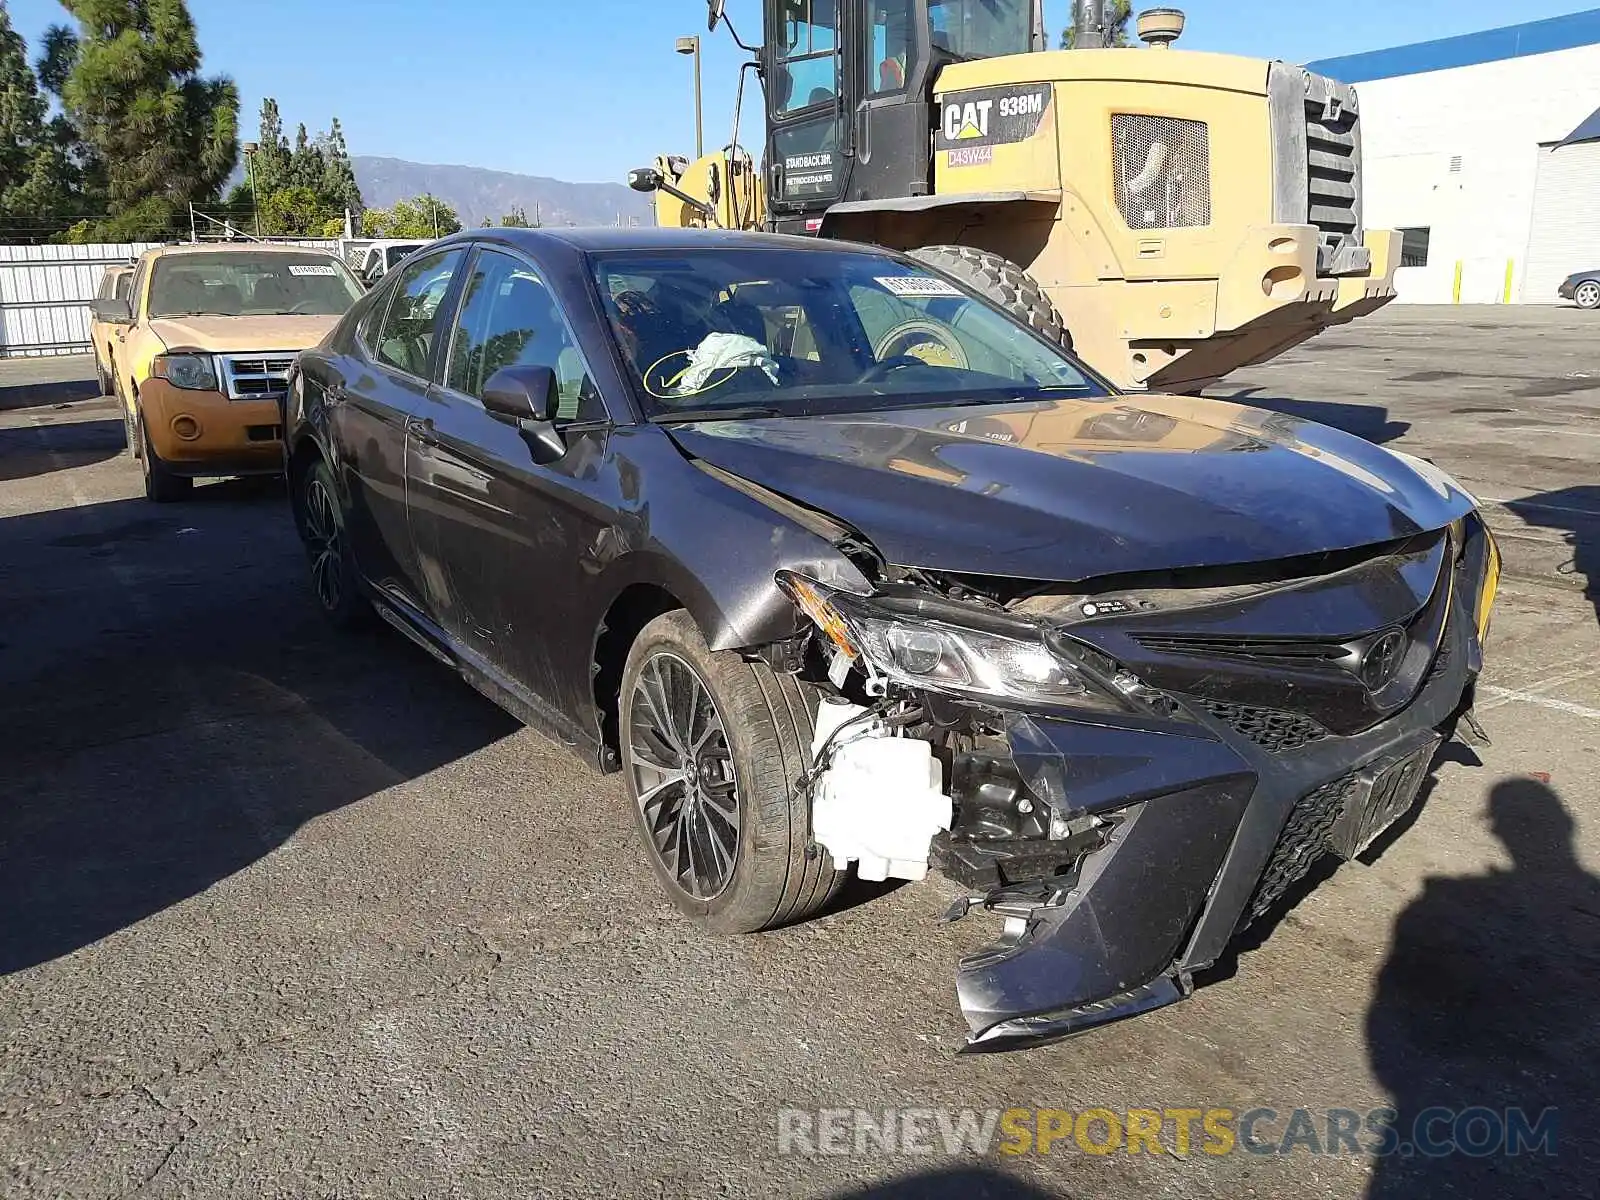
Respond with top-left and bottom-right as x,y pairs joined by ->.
406,243 -> 616,720
330,245 -> 465,612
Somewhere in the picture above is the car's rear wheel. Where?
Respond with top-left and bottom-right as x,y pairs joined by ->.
619,611 -> 846,933
300,456 -> 369,629
138,412 -> 192,502
1576,280 -> 1600,310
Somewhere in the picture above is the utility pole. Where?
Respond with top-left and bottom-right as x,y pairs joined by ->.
242,141 -> 260,237
676,36 -> 704,159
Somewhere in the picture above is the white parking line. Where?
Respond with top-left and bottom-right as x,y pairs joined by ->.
1479,686 -> 1600,722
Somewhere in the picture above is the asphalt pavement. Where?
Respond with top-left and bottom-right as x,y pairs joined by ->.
1,307 -> 1597,1199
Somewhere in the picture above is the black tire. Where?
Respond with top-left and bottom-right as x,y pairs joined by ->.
96,359 -> 113,397
1575,279 -> 1600,311
119,398 -> 138,458
619,610 -> 846,933
138,412 -> 192,502
299,455 -> 371,629
908,244 -> 1070,349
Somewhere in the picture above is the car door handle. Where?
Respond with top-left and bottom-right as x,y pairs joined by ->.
405,415 -> 436,444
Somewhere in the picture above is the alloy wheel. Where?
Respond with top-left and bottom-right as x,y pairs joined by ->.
303,477 -> 344,613
627,651 -> 741,900
1577,281 -> 1600,310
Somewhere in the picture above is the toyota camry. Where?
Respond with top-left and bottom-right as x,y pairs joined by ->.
285,227 -> 1499,1047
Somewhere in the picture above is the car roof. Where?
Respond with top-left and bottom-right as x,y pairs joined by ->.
449,225 -> 883,257
141,242 -> 343,261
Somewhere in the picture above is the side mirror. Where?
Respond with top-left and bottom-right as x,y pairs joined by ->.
628,166 -> 663,193
483,365 -> 565,462
707,0 -> 724,32
90,297 -> 133,324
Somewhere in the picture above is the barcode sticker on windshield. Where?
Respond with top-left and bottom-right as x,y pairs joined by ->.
288,264 -> 337,277
875,276 -> 961,298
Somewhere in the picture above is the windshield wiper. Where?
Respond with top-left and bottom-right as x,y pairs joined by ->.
651,405 -> 785,424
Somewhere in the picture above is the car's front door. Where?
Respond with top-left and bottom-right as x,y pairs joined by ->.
406,245 -> 616,724
334,246 -> 464,610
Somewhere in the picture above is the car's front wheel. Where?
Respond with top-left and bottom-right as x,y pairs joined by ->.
138,412 -> 192,502
299,456 -> 369,629
1576,280 -> 1600,310
619,611 -> 846,933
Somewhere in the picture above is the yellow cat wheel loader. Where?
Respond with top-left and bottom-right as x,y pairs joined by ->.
628,0 -> 1399,393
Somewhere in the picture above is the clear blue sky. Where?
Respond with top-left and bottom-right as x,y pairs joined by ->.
4,1 -> 1594,184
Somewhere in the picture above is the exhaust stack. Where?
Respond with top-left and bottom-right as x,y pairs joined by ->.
1075,0 -> 1108,48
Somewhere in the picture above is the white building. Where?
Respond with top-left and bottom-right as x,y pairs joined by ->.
1309,10 -> 1600,304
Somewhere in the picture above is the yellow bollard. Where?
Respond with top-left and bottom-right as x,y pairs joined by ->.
1504,259 -> 1515,304
1453,260 -> 1463,304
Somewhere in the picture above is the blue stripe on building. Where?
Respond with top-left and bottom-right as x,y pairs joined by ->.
1307,7 -> 1600,83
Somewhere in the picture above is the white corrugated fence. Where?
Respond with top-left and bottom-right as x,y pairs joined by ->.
0,239 -> 347,357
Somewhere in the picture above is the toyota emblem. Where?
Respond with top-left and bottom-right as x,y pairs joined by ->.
1361,630 -> 1407,690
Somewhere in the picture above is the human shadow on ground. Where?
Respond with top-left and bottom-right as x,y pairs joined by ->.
1364,777 -> 1600,1197
1504,485 -> 1600,626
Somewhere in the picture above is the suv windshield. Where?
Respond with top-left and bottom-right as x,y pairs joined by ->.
148,253 -> 363,318
928,0 -> 1033,59
592,247 -> 1104,419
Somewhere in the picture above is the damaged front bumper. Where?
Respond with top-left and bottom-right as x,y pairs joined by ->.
956,575 -> 1481,1047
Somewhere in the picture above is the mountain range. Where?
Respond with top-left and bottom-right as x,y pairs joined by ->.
350,156 -> 654,229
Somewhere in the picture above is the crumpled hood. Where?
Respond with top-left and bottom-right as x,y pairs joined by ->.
666,394 -> 1476,582
148,313 -> 340,353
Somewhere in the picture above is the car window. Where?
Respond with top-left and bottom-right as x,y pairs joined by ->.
592,247 -> 1103,418
373,248 -> 464,379
147,252 -> 362,318
446,248 -> 602,423
113,271 -> 132,302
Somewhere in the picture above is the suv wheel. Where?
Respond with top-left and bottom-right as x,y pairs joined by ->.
138,412 -> 192,502
619,611 -> 846,933
1576,280 -> 1600,310
300,456 -> 369,628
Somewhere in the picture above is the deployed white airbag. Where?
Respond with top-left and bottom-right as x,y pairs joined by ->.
810,701 -> 952,882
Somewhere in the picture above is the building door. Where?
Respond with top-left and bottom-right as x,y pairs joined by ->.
1521,140 -> 1600,303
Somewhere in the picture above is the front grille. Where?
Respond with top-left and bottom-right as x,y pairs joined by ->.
245,424 -> 282,442
1111,113 -> 1211,230
1240,773 -> 1357,928
1136,632 -> 1349,665
217,354 -> 296,401
1202,701 -> 1330,753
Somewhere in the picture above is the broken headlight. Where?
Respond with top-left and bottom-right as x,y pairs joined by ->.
777,571 -> 1125,711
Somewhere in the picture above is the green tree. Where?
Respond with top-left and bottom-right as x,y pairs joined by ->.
499,205 -> 530,228
259,184 -> 334,237
44,0 -> 239,241
1061,0 -> 1132,48
0,5 -> 81,239
363,194 -> 460,239
318,116 -> 362,214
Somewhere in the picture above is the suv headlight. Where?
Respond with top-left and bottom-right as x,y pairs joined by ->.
777,571 -> 1127,711
153,353 -> 218,391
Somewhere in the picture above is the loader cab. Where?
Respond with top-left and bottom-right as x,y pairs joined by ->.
761,0 -> 1041,233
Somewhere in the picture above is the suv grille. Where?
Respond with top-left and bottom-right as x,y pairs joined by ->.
217,354 -> 296,401
1202,701 -> 1330,753
1111,114 -> 1211,230
1240,773 -> 1357,928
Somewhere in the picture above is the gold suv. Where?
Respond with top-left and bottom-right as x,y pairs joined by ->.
92,243 -> 363,500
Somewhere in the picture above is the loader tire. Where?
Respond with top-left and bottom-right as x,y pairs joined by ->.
908,244 -> 1070,350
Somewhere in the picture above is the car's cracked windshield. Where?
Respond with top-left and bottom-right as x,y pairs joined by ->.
147,252 -> 364,318
592,248 -> 1104,420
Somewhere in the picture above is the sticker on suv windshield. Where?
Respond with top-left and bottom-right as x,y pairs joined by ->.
875,276 -> 961,298
287,264 -> 337,276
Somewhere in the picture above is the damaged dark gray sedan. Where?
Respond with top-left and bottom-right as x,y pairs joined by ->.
286,227 -> 1501,1047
